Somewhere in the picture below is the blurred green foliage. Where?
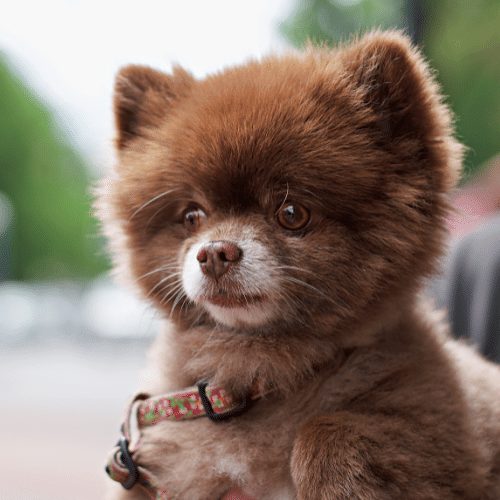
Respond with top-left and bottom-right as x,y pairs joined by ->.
281,0 -> 405,46
0,55 -> 107,280
280,0 -> 500,177
424,0 -> 500,176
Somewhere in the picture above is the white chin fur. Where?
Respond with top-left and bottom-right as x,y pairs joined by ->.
204,302 -> 275,328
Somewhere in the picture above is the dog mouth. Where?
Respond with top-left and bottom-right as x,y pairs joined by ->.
200,293 -> 266,308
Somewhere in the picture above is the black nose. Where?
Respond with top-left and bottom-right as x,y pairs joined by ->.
196,240 -> 242,280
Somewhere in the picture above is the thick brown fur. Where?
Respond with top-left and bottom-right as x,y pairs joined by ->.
98,31 -> 500,499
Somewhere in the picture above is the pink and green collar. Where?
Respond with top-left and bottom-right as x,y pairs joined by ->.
106,381 -> 253,499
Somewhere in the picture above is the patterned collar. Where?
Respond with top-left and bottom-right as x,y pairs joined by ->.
106,381 -> 253,499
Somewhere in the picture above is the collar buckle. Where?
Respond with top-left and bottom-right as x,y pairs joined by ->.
197,381 -> 249,422
117,437 -> 139,489
105,436 -> 139,490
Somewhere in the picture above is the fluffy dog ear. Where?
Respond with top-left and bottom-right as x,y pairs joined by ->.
342,31 -> 445,142
340,31 -> 462,187
114,65 -> 193,149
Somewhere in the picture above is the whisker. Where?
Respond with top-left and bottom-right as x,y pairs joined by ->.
144,203 -> 173,232
274,265 -> 341,295
273,288 -> 309,328
191,308 -> 206,327
276,182 -> 290,213
158,281 -> 184,304
170,288 -> 187,318
280,275 -> 336,307
147,274 -> 182,298
130,188 -> 180,220
136,263 -> 180,282
273,264 -> 320,277
179,295 -> 192,315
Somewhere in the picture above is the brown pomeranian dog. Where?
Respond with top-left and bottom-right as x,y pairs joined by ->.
98,31 -> 500,499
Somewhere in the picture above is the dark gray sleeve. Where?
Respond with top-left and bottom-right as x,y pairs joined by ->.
431,215 -> 500,363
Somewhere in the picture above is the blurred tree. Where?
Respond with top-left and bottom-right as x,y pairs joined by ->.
424,0 -> 500,177
281,0 -> 405,46
0,55 -> 107,280
280,0 -> 500,177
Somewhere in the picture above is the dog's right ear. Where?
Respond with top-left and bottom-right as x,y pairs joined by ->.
114,65 -> 194,149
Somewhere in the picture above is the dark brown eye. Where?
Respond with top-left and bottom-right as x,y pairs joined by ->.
277,203 -> 310,230
183,207 -> 206,232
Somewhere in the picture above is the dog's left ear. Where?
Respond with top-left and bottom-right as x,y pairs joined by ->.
341,31 -> 442,140
340,30 -> 462,187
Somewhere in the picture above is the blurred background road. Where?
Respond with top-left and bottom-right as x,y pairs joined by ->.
0,1 -> 499,498
0,341 -> 144,499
